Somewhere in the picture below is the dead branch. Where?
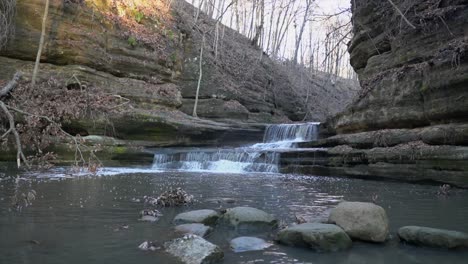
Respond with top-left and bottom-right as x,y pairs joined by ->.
5,105 -> 102,167
0,101 -> 29,168
0,72 -> 21,98
387,0 -> 416,29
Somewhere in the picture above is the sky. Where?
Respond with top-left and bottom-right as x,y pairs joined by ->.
316,0 -> 351,14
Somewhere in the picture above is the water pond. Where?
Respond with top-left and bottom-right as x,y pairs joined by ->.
1,170 -> 468,264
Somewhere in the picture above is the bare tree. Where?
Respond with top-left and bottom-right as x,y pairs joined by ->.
192,33 -> 205,118
0,0 -> 16,50
31,0 -> 50,85
293,0 -> 314,64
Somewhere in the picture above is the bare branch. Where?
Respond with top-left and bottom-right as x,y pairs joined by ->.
0,101 -> 29,168
0,72 -> 21,98
386,0 -> 416,29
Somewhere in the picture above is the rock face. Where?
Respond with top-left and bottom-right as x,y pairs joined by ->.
335,0 -> 468,133
277,223 -> 352,252
165,235 -> 224,264
175,224 -> 213,238
221,207 -> 278,232
329,202 -> 389,242
0,0 -> 357,162
398,226 -> 468,249
230,237 -> 273,253
283,1 -> 468,185
174,210 -> 220,225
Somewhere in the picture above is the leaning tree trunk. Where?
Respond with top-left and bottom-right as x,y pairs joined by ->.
31,0 -> 50,85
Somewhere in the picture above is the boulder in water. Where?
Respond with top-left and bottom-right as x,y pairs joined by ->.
164,235 -> 224,264
175,223 -> 213,237
174,209 -> 220,225
230,237 -> 273,252
329,201 -> 389,242
277,223 -> 352,252
398,226 -> 468,249
220,207 -> 278,232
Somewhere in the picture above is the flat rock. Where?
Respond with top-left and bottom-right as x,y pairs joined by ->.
277,223 -> 352,252
221,207 -> 277,232
164,235 -> 224,264
329,201 -> 389,242
398,226 -> 468,249
175,224 -> 213,237
230,237 -> 273,253
174,209 -> 220,225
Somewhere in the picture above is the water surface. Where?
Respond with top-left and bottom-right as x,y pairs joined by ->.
1,171 -> 468,264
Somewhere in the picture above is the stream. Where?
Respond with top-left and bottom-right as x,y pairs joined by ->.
1,123 -> 468,264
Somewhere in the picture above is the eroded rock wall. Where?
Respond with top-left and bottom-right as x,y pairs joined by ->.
334,0 -> 468,133
285,0 -> 468,186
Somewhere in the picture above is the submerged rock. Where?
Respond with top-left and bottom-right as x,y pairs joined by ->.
138,241 -> 161,251
175,224 -> 213,237
398,226 -> 468,249
164,235 -> 224,264
139,209 -> 163,222
230,237 -> 273,253
329,201 -> 389,242
221,207 -> 277,232
277,223 -> 352,252
174,209 -> 220,225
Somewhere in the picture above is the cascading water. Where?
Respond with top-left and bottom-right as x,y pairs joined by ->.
152,122 -> 320,173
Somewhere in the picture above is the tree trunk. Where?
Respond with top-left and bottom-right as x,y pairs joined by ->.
192,33 -> 205,118
31,0 -> 50,86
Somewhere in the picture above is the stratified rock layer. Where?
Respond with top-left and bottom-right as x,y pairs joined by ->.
335,0 -> 468,133
283,1 -> 468,185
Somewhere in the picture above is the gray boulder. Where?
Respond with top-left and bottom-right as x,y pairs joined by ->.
221,207 -> 277,231
329,202 -> 389,242
230,237 -> 273,253
398,226 -> 468,249
277,223 -> 352,252
164,235 -> 224,264
174,209 -> 220,225
175,224 -> 213,237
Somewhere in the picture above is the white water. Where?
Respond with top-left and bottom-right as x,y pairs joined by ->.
151,122 -> 320,173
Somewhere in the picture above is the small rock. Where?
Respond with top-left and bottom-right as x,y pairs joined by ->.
398,226 -> 468,249
174,209 -> 220,225
139,209 -> 163,222
221,207 -> 277,232
165,235 -> 224,264
28,240 -> 40,245
138,241 -> 161,251
230,237 -> 273,252
277,223 -> 352,252
329,201 -> 389,242
175,224 -> 213,237
222,198 -> 236,204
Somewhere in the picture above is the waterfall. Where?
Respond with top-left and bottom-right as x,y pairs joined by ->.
152,122 -> 320,173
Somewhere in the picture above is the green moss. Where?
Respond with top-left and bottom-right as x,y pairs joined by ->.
127,36 -> 137,47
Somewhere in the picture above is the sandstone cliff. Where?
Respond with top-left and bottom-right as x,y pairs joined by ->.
0,0 -> 356,162
284,0 -> 468,187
